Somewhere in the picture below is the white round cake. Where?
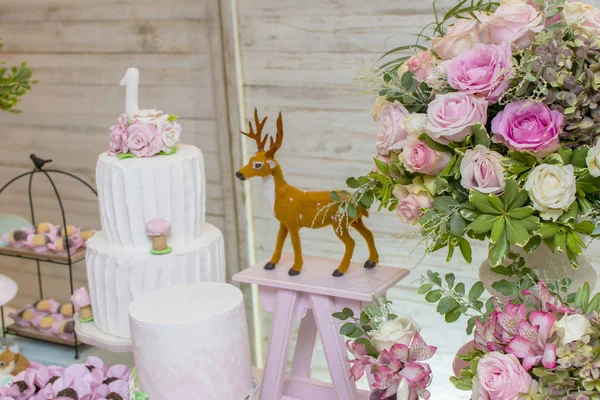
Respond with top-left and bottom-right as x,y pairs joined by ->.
129,282 -> 253,400
86,224 -> 224,338
96,144 -> 206,249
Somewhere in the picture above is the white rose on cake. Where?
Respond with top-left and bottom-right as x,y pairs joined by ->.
132,108 -> 168,125
524,164 -> 576,221
159,120 -> 182,149
370,316 -> 421,352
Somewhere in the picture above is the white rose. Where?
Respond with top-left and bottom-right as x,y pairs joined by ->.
159,121 -> 182,148
370,316 -> 421,352
132,108 -> 166,124
563,2 -> 596,24
555,314 -> 591,345
524,164 -> 576,221
402,113 -> 428,137
586,138 -> 600,177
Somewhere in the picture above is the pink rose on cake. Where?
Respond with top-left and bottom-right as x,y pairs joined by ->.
426,92 -> 488,144
491,100 -> 563,157
446,43 -> 513,104
126,122 -> 163,158
108,115 -> 129,156
159,120 -> 182,150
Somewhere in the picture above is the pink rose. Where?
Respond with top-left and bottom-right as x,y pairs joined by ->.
376,103 -> 409,155
491,100 -> 563,157
460,145 -> 505,194
108,115 -> 129,156
484,3 -> 543,48
406,51 -> 434,81
446,43 -> 513,104
393,180 -> 433,224
431,19 -> 484,60
126,122 -> 163,158
426,92 -> 488,144
474,352 -> 536,400
401,139 -> 451,175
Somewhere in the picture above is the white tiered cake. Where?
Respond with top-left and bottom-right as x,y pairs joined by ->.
84,68 -> 226,339
129,282 -> 254,400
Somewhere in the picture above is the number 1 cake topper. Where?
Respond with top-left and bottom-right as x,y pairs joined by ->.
120,67 -> 140,118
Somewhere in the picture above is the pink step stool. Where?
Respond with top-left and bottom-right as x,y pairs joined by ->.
234,252 -> 409,400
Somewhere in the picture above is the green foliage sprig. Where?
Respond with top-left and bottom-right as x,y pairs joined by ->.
0,39 -> 35,113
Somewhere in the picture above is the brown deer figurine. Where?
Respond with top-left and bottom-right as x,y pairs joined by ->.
235,109 -> 379,277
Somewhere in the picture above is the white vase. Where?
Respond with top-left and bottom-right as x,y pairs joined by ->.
479,245 -> 597,300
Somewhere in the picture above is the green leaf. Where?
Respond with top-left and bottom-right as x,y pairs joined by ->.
434,196 -> 458,213
505,218 -> 531,246
540,222 -> 560,239
347,203 -> 358,219
469,190 -> 501,214
340,322 -> 361,337
558,201 -> 579,224
422,134 -> 453,153
445,273 -> 456,289
557,146 -> 573,164
400,71 -> 417,92
445,308 -> 462,323
360,311 -> 370,326
466,316 -> 479,335
467,214 -> 501,234
586,293 -> 600,313
455,282 -> 466,295
492,279 -> 515,296
346,177 -> 360,188
425,290 -> 443,303
491,265 -> 514,276
571,146 -> 589,168
342,307 -> 354,319
524,235 -> 542,253
575,282 -> 591,309
507,206 -> 535,220
417,283 -> 433,294
330,191 -> 342,201
575,221 -> 595,235
359,191 -> 375,208
331,312 -> 348,320
450,213 -> 467,237
489,194 -> 504,213
489,229 -> 509,266
167,115 -> 179,122
353,338 -> 378,358
468,281 -> 485,302
117,152 -> 136,160
437,296 -> 459,314
490,218 -> 506,244
472,123 -> 490,147
458,238 -> 472,263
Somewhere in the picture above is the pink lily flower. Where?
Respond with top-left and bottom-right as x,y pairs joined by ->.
474,311 -> 504,352
89,379 -> 129,400
407,332 -> 437,362
102,364 -> 130,385
376,349 -> 403,373
84,357 -> 106,375
505,310 -> 557,371
497,302 -> 527,343
35,365 -> 65,390
41,374 -> 92,400
346,340 -> 374,381
522,281 -> 573,315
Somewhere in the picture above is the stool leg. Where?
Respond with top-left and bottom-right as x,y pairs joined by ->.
310,294 -> 360,400
291,308 -> 317,378
1,305 -> 4,338
261,289 -> 299,400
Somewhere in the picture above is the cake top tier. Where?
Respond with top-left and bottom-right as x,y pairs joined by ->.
108,68 -> 182,159
128,283 -> 242,326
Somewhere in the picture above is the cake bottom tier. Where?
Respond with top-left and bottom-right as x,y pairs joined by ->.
85,223 -> 225,339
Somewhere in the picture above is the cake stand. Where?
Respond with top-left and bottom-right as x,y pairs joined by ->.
74,313 -> 132,353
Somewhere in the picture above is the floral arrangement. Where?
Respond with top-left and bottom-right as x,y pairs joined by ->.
0,356 -> 142,400
332,297 -> 437,399
418,253 -> 600,399
0,38 -> 35,113
1,223 -> 94,255
109,108 -> 182,159
339,0 -> 600,267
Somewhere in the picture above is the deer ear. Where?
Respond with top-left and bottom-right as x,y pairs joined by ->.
267,160 -> 277,169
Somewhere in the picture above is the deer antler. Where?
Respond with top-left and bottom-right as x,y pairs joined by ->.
266,112 -> 284,158
241,108 -> 268,151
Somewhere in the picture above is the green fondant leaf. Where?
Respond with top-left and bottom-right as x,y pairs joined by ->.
117,152 -> 136,160
168,115 -> 179,122
159,146 -> 177,156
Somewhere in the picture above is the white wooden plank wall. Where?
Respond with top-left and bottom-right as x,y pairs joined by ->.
0,0 -> 244,309
236,0 -> 600,397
